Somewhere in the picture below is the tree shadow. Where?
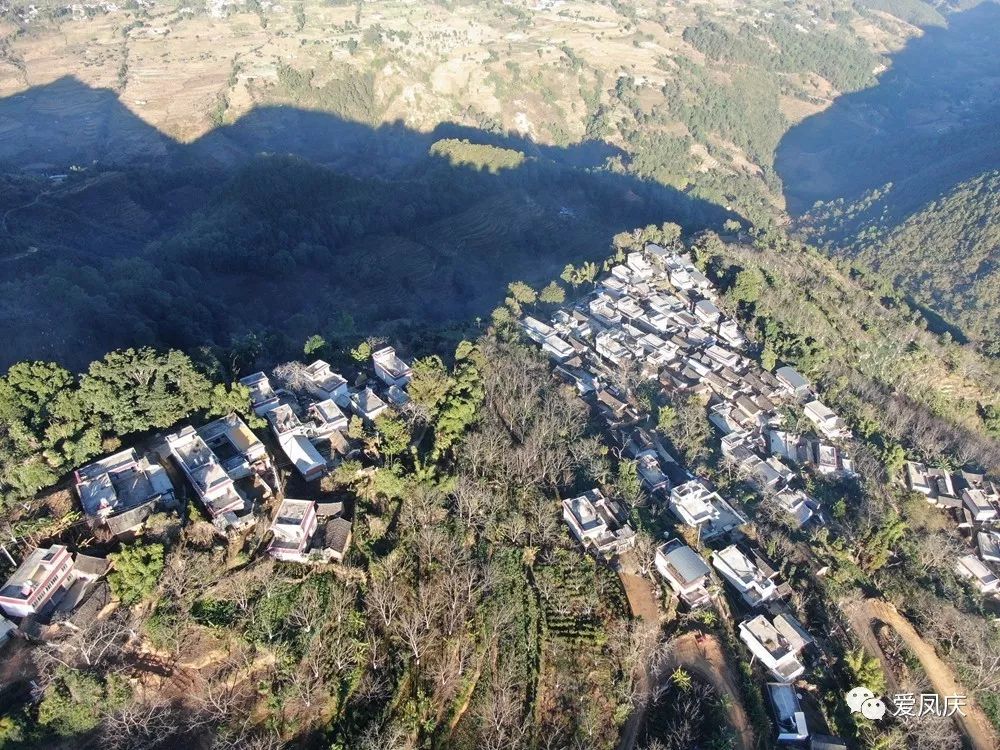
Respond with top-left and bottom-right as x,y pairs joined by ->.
775,2 -> 1000,217
0,76 -> 737,371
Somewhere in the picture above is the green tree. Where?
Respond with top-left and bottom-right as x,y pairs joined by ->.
207,382 -> 258,425
538,281 -> 566,305
507,281 -> 537,306
80,348 -> 212,435
761,345 -> 777,372
616,459 -> 644,505
659,221 -> 682,246
670,667 -> 693,691
730,267 -> 766,305
109,543 -> 165,606
844,648 -> 886,696
408,356 -> 453,417
375,414 -> 410,461
657,403 -> 678,433
350,341 -> 373,363
303,334 -> 326,357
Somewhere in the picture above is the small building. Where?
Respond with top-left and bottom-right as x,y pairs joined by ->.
904,461 -> 961,508
268,499 -> 352,563
521,316 -> 556,343
772,487 -> 815,528
668,480 -> 747,541
198,413 -> 268,480
238,372 -> 279,416
655,539 -> 712,608
75,448 -> 176,535
962,488 -> 999,523
542,334 -> 574,362
955,554 -> 999,594
372,346 -> 412,388
307,399 -> 349,436
767,682 -> 809,743
775,367 -> 809,399
303,360 -> 350,405
268,498 -> 319,562
562,488 -> 636,557
351,387 -> 389,422
281,433 -> 327,482
0,616 -> 15,647
0,545 -> 75,619
977,531 -> 1000,564
165,425 -> 247,525
739,611 -> 812,682
713,544 -> 780,607
635,450 -> 669,494
803,400 -> 850,440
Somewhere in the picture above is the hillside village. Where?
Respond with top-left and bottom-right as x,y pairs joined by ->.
518,241 -> 1000,747
0,236 -> 997,748
0,345 -> 415,641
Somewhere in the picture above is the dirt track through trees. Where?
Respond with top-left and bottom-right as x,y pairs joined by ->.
843,598 -> 998,750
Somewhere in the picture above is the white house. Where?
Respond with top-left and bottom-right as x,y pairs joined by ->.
655,539 -> 712,608
775,366 -> 809,399
303,360 -> 350,405
962,488 -> 999,523
712,544 -> 779,606
955,555 -> 999,595
635,449 -> 669,494
562,489 -> 636,557
351,387 -> 389,422
166,426 -> 246,523
739,612 -> 812,682
668,480 -> 747,540
804,400 -> 850,440
308,399 -> 349,435
74,448 -> 175,534
372,346 -> 412,388
268,498 -> 318,562
0,545 -> 75,619
238,371 -> 280,416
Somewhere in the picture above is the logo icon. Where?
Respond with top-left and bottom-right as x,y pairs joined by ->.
846,686 -> 887,720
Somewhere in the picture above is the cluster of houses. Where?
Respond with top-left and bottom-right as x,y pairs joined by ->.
0,347 -> 415,642
526,243 -> 855,748
904,462 -> 1000,595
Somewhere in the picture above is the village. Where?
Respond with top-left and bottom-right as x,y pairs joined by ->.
0,345 -> 415,643
518,241 -> 1000,748
0,240 -> 997,748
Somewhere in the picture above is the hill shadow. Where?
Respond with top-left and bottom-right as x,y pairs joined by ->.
776,1 -> 1000,217
0,77 -> 736,371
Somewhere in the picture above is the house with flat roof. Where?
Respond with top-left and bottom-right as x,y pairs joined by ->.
521,315 -> 556,343
595,331 -> 632,368
75,448 -> 176,535
268,499 -> 352,563
655,539 -> 712,608
303,360 -> 350,405
775,366 -> 809,399
626,251 -> 653,279
542,334 -> 574,362
372,346 -> 412,388
804,400 -> 850,440
739,612 -> 812,682
351,387 -> 389,422
238,372 -> 280,416
165,425 -> 246,524
308,398 -> 349,436
905,462 -> 961,509
635,450 -> 669,494
767,682 -> 809,742
668,480 -> 747,540
716,319 -> 745,349
713,544 -> 780,606
955,554 -> 999,595
198,414 -> 268,479
562,488 -> 636,557
961,487 -> 999,523
772,488 -> 816,528
0,545 -> 75,619
268,498 -> 318,562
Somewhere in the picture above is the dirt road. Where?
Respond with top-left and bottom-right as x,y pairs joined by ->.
615,561 -> 754,750
843,598 -> 998,750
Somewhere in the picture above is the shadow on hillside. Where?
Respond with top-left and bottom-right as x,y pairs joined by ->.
776,1 -> 1000,216
0,77 -> 735,371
